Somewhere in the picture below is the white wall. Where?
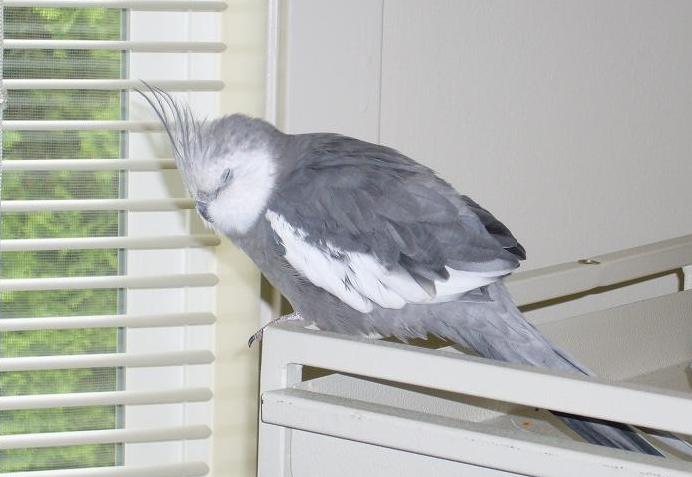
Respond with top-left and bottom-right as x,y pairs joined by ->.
279,0 -> 692,322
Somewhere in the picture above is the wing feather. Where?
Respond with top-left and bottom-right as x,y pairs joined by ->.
266,133 -> 526,313
267,210 -> 511,312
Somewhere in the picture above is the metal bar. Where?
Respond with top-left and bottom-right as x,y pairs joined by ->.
262,322 -> 692,436
3,79 -> 224,91
2,234 -> 219,251
0,312 -> 216,332
0,273 -> 218,291
0,350 -> 215,372
0,462 -> 210,477
0,425 -> 211,450
1,198 -> 194,212
4,0 -> 227,11
262,389 -> 692,477
3,39 -> 226,52
508,234 -> 692,306
0,387 -> 213,411
2,158 -> 176,171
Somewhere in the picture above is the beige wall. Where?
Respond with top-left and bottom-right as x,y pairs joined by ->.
213,0 -> 267,475
279,0 -> 692,322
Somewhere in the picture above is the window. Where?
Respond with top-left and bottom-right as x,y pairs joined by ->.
1,1 -> 226,474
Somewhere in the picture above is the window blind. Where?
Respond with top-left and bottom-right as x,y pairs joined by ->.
0,1 -> 225,475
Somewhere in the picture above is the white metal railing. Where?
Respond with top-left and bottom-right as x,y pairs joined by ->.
259,322 -> 692,477
262,322 -> 692,435
507,234 -> 692,306
258,234 -> 692,477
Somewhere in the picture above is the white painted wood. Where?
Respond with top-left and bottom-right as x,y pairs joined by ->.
0,388 -> 213,411
263,389 -> 692,477
0,462 -> 210,477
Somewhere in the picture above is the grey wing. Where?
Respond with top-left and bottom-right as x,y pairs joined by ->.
266,133 -> 525,312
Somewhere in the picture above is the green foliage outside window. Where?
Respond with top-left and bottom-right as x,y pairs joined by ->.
1,6 -> 125,472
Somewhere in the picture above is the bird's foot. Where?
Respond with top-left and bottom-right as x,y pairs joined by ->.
248,312 -> 303,348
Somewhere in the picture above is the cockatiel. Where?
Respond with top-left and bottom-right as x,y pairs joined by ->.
138,85 -> 669,456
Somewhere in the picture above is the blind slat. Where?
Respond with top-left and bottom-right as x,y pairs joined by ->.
0,388 -> 213,411
2,159 -> 176,171
4,0 -> 227,11
4,79 -> 224,91
0,350 -> 215,372
4,120 -> 161,131
0,312 -> 217,332
4,39 -> 226,53
3,235 -> 219,251
2,198 -> 194,212
0,273 -> 219,291
1,2 -> 221,474
0,425 -> 212,450
0,462 -> 210,477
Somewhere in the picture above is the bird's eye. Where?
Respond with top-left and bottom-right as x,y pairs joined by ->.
221,168 -> 233,184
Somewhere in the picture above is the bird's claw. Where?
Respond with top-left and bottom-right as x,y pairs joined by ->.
248,312 -> 303,348
248,326 -> 268,348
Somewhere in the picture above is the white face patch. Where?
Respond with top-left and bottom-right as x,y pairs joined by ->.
265,210 -> 506,313
206,148 -> 277,235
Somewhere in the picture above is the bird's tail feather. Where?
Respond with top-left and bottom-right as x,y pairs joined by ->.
442,281 -> 663,456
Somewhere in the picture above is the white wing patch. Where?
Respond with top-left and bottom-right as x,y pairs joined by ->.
266,210 -> 508,313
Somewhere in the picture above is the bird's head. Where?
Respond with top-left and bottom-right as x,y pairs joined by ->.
138,84 -> 283,236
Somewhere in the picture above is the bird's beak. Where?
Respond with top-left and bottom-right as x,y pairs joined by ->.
196,201 -> 212,222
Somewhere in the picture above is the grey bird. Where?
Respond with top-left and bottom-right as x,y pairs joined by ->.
138,85 -> 668,456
